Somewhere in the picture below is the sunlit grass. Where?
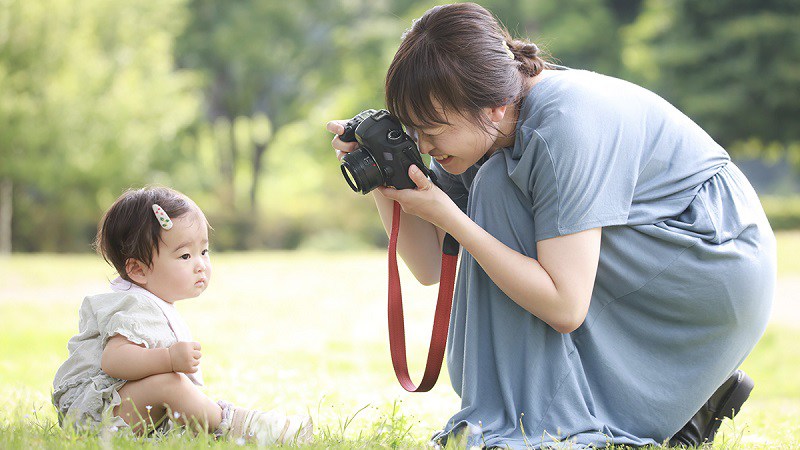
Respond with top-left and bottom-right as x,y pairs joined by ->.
776,230 -> 800,276
1,230 -> 798,448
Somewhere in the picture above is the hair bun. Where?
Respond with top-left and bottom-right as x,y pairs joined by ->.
512,41 -> 539,58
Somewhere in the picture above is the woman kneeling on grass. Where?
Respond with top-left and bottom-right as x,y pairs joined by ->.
328,3 -> 775,448
52,186 -> 313,445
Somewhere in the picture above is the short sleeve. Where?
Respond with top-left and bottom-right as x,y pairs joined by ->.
90,293 -> 175,349
511,115 -> 638,242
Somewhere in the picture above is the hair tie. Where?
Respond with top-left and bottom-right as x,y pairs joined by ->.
502,40 -> 515,60
152,204 -> 173,230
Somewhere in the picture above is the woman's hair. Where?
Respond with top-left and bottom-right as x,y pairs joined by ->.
385,2 -> 547,129
95,186 -> 209,281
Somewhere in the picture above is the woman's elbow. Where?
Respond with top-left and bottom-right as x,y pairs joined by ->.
411,266 -> 441,286
550,306 -> 589,334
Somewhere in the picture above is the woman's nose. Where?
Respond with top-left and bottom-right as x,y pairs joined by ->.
417,136 -> 433,154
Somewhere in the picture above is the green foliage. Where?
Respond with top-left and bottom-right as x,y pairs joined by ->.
0,0 -> 199,251
762,196 -> 800,231
484,0 -> 640,74
622,0 -> 800,148
2,0 -> 800,252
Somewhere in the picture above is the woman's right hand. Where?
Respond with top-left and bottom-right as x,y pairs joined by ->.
168,341 -> 201,373
326,120 -> 359,161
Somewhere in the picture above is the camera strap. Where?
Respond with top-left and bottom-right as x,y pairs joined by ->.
388,200 -> 458,392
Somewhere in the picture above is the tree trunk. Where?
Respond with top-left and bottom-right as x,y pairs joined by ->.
0,178 -> 11,255
250,142 -> 266,214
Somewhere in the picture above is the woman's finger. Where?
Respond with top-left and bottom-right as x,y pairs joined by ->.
377,186 -> 399,201
326,120 -> 346,135
408,165 -> 432,190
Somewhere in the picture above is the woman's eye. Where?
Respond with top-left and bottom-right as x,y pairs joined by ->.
180,254 -> 190,260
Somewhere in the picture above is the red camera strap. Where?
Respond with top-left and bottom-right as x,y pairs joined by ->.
388,200 -> 458,392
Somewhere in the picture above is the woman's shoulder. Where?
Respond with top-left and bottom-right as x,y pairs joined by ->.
518,68 -> 670,140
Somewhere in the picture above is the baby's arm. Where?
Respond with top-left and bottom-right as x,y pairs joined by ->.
101,335 -> 202,381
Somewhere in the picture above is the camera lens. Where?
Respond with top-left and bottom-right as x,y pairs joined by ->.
340,148 -> 384,194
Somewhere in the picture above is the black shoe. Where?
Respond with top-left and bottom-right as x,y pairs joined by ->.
668,370 -> 754,447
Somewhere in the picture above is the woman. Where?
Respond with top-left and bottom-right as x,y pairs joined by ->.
327,3 -> 774,448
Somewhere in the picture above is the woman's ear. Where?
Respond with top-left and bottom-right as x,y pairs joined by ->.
486,104 -> 509,123
125,259 -> 148,285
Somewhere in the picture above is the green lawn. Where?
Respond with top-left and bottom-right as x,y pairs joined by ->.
1,231 -> 798,448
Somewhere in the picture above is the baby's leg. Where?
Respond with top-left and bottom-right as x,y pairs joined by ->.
114,372 -> 221,434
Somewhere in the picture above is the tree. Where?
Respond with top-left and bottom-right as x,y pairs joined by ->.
622,0 -> 800,153
174,0 -> 420,248
483,0 -> 642,75
0,0 -> 198,252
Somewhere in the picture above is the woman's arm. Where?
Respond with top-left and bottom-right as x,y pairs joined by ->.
373,191 -> 446,285
381,165 -> 600,333
101,335 -> 201,380
328,119 -> 444,285
448,213 -> 600,333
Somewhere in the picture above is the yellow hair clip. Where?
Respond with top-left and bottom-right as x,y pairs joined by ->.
502,41 -> 515,60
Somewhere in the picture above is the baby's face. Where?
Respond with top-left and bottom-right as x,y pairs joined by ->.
145,214 -> 211,303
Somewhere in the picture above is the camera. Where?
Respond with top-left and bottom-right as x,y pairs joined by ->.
339,109 -> 434,194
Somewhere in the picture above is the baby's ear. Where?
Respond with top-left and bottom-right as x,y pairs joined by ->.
125,259 -> 148,285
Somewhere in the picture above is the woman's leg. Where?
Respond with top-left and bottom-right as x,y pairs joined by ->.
114,372 -> 222,434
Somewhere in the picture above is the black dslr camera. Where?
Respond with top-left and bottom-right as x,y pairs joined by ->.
339,109 -> 436,194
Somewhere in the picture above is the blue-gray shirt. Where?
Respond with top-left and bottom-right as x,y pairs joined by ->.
431,69 -> 775,448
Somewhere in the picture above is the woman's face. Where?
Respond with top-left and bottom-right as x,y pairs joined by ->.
406,105 -> 502,175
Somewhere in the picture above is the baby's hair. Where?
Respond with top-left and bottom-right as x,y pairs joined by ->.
94,186 -> 209,282
385,2 -> 548,130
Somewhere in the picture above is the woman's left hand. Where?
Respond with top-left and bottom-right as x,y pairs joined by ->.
377,164 -> 462,232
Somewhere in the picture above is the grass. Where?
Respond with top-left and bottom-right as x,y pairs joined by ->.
0,230 -> 799,448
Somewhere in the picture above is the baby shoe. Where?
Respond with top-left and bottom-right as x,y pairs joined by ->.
216,400 -> 313,445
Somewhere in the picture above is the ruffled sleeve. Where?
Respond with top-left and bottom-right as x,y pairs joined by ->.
89,292 -> 175,349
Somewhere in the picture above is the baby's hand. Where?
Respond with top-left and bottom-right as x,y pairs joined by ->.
168,341 -> 202,373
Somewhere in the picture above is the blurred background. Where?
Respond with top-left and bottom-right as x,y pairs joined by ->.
0,0 -> 798,253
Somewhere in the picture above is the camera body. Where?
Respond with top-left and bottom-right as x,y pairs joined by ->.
339,109 -> 432,195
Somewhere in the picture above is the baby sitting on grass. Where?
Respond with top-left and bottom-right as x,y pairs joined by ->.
52,186 -> 312,445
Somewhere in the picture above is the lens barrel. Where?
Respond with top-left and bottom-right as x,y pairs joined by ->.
340,148 -> 384,194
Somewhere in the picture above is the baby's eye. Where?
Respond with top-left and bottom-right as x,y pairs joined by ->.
202,249 -> 209,256
180,254 -> 191,260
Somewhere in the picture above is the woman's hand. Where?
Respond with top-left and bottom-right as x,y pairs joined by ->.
378,164 -> 462,232
326,120 -> 358,161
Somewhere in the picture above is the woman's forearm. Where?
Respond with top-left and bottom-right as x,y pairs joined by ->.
373,192 -> 445,285
101,336 -> 172,380
443,210 -> 586,333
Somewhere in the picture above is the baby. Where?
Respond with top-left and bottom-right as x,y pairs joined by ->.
52,186 -> 312,445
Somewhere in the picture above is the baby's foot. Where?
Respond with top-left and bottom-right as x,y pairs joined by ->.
243,409 -> 313,445
216,401 -> 313,445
